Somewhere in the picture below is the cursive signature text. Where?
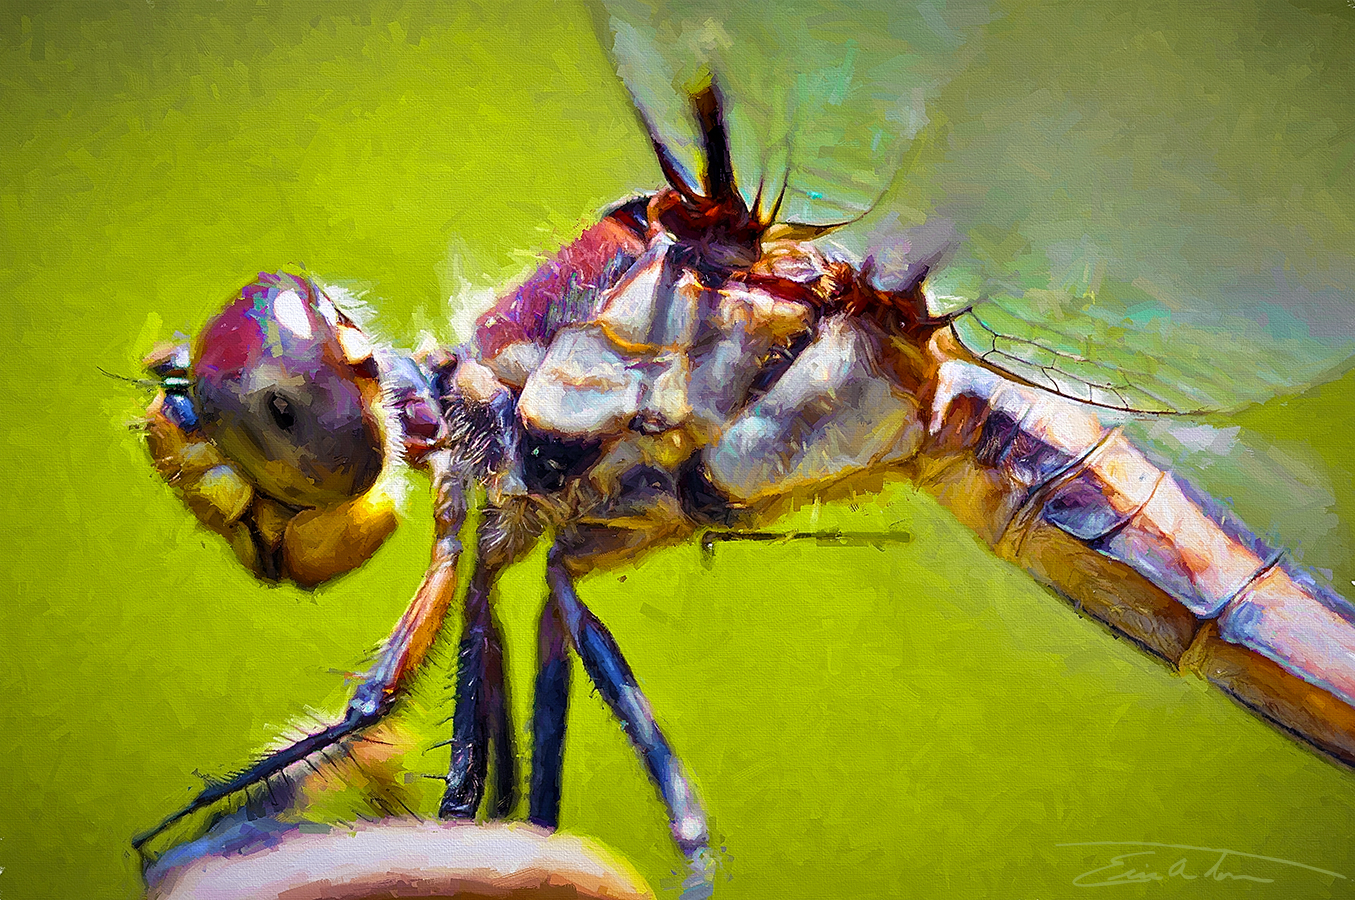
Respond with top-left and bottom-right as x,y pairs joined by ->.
1057,842 -> 1346,888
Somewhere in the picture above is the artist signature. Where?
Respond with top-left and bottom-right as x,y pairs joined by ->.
1057,842 -> 1346,888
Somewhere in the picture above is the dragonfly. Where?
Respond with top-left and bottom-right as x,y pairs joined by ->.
130,0 -> 1355,894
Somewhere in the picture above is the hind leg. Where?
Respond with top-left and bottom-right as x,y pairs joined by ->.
530,525 -> 712,896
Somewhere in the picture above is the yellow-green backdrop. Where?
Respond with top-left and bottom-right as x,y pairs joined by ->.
3,2 -> 1354,898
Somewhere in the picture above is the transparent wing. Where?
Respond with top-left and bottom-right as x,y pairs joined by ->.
1119,412 -> 1347,573
832,3 -> 1355,412
596,2 -> 1354,411
594,0 -> 998,226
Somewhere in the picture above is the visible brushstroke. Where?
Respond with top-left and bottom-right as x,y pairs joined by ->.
131,49 -> 1355,898
6,1 -> 1349,898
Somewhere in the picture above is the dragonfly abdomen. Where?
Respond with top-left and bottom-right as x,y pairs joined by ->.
911,330 -> 1355,766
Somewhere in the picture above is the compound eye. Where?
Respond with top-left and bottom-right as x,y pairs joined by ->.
192,273 -> 386,508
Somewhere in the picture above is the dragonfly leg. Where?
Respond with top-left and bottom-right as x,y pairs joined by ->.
529,524 -> 678,829
543,528 -> 712,893
132,450 -> 470,854
528,590 -> 570,828
439,548 -> 516,820
485,605 -> 516,818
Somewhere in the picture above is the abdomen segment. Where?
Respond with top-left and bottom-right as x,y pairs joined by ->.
913,332 -> 1355,766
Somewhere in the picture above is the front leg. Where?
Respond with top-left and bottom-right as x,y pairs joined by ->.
133,450 -> 470,854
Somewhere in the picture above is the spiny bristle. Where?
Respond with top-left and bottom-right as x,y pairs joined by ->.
260,709 -> 338,754
340,743 -> 420,820
375,383 -> 411,470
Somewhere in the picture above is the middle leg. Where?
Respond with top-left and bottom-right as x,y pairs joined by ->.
439,557 -> 516,819
439,510 -> 530,821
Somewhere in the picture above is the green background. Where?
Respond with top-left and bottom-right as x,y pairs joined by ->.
3,2 -> 1355,898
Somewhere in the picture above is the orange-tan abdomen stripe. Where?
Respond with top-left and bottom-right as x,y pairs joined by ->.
910,344 -> 1355,765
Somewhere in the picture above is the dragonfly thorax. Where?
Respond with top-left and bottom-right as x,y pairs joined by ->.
645,187 -> 761,275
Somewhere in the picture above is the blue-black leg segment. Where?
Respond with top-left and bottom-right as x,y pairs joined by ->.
529,593 -> 570,828
485,617 -> 516,818
439,560 -> 516,819
545,542 -> 709,858
131,685 -> 391,852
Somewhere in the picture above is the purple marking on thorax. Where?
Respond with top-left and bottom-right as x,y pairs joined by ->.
1002,418 -> 1082,489
941,370 -> 1101,503
474,217 -> 646,361
973,409 -> 1021,467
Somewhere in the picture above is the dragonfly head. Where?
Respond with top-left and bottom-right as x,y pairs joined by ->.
144,272 -> 396,586
191,272 -> 385,507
